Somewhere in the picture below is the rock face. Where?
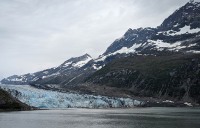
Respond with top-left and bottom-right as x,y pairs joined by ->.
103,1 -> 200,56
86,54 -> 200,104
1,2 -> 200,105
103,27 -> 157,55
159,1 -> 200,31
0,88 -> 32,111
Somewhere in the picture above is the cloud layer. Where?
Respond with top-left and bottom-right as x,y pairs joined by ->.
0,0 -> 198,79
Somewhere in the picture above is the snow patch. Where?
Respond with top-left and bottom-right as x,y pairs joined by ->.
186,50 -> 200,53
163,26 -> 200,36
113,43 -> 141,55
158,25 -> 200,36
63,62 -> 72,67
94,55 -> 107,62
42,72 -> 60,79
30,73 -> 35,76
43,71 -> 49,74
73,57 -> 92,68
184,102 -> 193,107
162,100 -> 174,103
174,26 -> 200,35
93,64 -> 103,70
95,43 -> 141,62
8,76 -> 27,82
173,23 -> 179,27
148,39 -> 183,51
32,77 -> 39,81
12,77 -> 23,82
188,43 -> 197,47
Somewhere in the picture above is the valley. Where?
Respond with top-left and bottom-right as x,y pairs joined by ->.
1,1 -> 200,109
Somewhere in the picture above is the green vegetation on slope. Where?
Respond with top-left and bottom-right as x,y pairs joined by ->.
87,53 -> 200,103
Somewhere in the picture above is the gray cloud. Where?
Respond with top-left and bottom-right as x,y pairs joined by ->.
0,0 -> 199,79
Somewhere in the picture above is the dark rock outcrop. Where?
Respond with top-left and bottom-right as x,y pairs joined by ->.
0,88 -> 33,111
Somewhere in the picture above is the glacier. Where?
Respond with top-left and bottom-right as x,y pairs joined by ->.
0,84 -> 144,109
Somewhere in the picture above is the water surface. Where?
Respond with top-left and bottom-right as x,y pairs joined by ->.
0,107 -> 200,128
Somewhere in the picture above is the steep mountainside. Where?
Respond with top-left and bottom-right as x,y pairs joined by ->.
0,88 -> 32,111
86,53 -> 200,104
101,2 -> 200,57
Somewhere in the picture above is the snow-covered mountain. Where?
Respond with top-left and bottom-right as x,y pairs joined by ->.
1,1 -> 200,86
60,53 -> 92,68
1,54 -> 95,86
97,1 -> 200,61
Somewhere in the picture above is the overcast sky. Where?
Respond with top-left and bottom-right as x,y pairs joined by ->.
0,0 -> 199,80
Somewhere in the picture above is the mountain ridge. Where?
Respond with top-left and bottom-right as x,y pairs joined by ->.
1,2 -> 200,105
2,2 -> 200,85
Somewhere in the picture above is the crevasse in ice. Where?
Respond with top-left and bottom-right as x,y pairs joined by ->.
0,84 -> 143,108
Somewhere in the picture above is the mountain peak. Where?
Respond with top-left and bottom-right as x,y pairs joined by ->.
2,1 -> 200,86
188,0 -> 199,4
102,1 -> 200,57
159,1 -> 200,31
103,27 -> 156,56
67,53 -> 92,62
185,1 -> 200,9
61,54 -> 92,68
82,53 -> 92,59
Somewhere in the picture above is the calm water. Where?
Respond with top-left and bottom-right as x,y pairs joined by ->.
0,108 -> 200,128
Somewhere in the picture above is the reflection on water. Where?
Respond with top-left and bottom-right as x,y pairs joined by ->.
0,107 -> 200,128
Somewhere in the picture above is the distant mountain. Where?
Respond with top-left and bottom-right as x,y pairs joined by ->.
1,54 -> 95,86
1,1 -> 200,105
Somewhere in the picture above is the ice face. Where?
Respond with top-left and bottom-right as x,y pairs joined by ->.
0,84 -> 143,109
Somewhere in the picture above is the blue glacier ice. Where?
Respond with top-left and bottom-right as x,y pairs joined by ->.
0,84 -> 144,108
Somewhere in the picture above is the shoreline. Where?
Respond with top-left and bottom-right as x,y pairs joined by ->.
1,106 -> 199,113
